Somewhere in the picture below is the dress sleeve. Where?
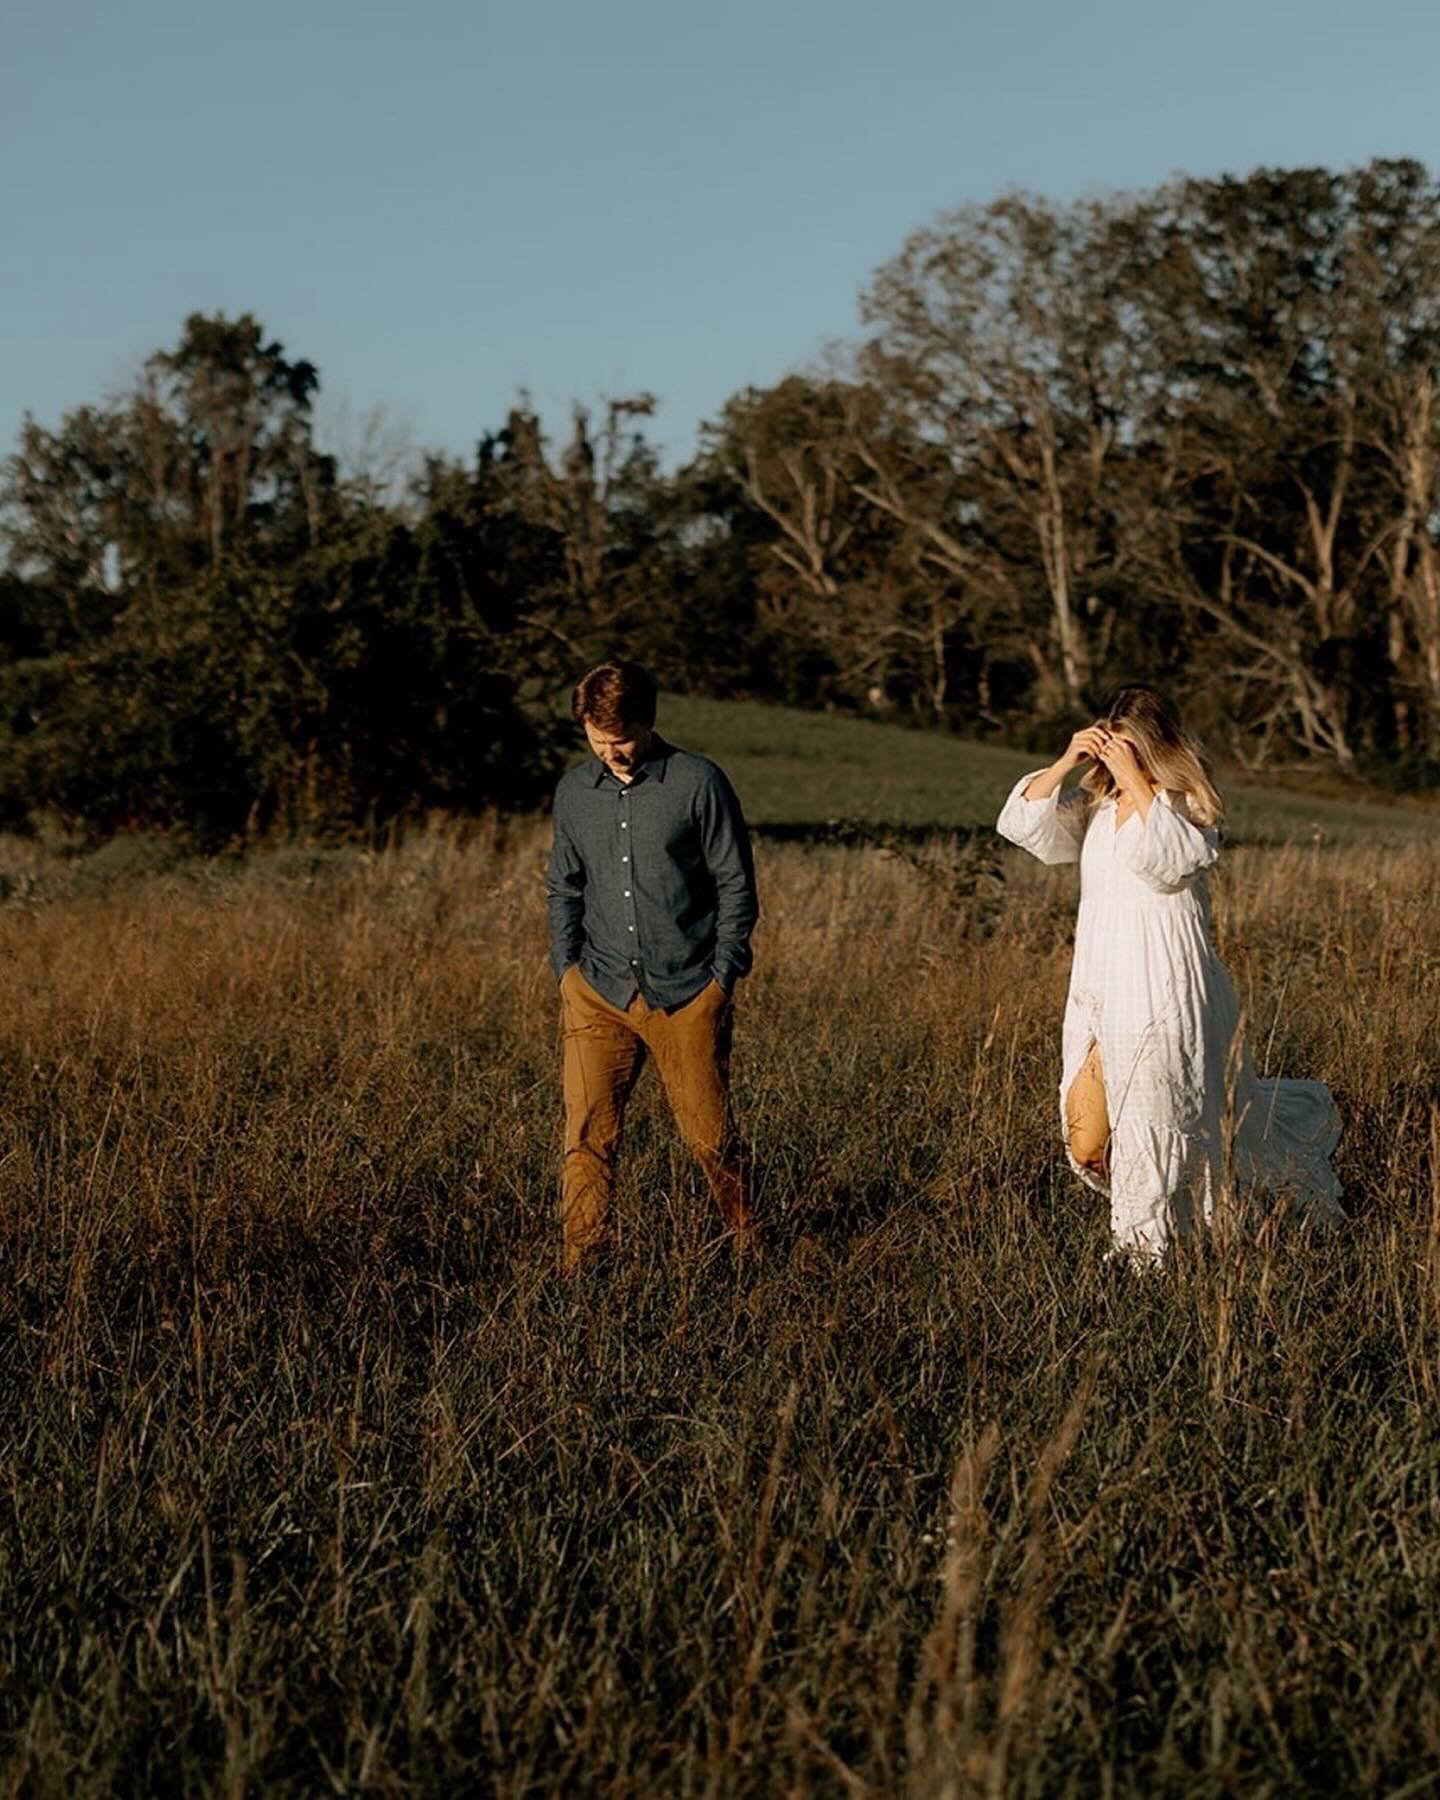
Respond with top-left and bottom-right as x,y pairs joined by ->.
1116,791 -> 1219,892
995,771 -> 1089,865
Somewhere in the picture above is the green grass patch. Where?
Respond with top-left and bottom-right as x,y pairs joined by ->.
654,693 -> 1440,846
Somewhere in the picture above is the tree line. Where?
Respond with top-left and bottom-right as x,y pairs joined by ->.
5,158 -> 1440,839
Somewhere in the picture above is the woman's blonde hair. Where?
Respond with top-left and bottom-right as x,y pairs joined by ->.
1080,685 -> 1225,827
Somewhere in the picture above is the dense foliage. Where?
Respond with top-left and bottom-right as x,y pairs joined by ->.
6,159 -> 1440,835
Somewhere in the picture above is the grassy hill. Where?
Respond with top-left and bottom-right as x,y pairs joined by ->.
657,693 -> 1440,847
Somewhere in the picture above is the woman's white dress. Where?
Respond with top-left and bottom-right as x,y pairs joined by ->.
996,774 -> 1344,1258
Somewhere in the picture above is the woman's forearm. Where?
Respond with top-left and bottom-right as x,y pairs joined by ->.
1023,760 -> 1072,802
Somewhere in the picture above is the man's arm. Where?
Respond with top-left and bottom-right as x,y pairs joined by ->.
698,767 -> 758,995
544,792 -> 586,980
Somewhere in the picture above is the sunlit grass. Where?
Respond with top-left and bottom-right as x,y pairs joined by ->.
1,821 -> 1438,1792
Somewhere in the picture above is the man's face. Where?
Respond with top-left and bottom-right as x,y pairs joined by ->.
584,718 -> 652,783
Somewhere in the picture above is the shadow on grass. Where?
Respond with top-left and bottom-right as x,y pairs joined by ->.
752,819 -> 1001,848
753,818 -> 1355,852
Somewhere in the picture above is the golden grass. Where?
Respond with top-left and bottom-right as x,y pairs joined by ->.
2,822 -> 1439,1793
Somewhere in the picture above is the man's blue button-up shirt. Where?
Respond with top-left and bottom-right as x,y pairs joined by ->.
544,737 -> 759,1010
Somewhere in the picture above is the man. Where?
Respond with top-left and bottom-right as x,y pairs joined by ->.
545,661 -> 759,1274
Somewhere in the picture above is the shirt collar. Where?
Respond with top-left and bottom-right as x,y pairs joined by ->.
588,735 -> 672,787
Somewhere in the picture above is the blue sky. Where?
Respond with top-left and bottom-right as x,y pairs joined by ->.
5,0 -> 1440,471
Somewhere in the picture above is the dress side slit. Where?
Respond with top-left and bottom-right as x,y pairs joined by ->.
1066,1040 -> 1110,1175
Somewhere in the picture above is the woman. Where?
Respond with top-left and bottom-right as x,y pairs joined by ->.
997,685 -> 1344,1262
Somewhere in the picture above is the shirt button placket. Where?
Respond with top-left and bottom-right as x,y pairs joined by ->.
620,788 -> 639,969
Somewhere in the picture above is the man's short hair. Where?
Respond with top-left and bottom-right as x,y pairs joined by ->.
572,661 -> 658,731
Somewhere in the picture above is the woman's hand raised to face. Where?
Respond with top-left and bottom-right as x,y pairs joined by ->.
1061,725 -> 1112,773
1022,723 -> 1115,803
1096,731 -> 1149,795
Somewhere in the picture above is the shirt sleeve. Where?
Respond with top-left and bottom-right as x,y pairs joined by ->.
698,766 -> 758,993
543,789 -> 586,979
1115,792 -> 1220,892
996,771 -> 1089,866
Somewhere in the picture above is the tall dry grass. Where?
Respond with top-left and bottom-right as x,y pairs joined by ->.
2,822 -> 1439,1794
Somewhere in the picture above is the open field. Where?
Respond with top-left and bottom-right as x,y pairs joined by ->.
3,779 -> 1440,1793
659,693 -> 1440,847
